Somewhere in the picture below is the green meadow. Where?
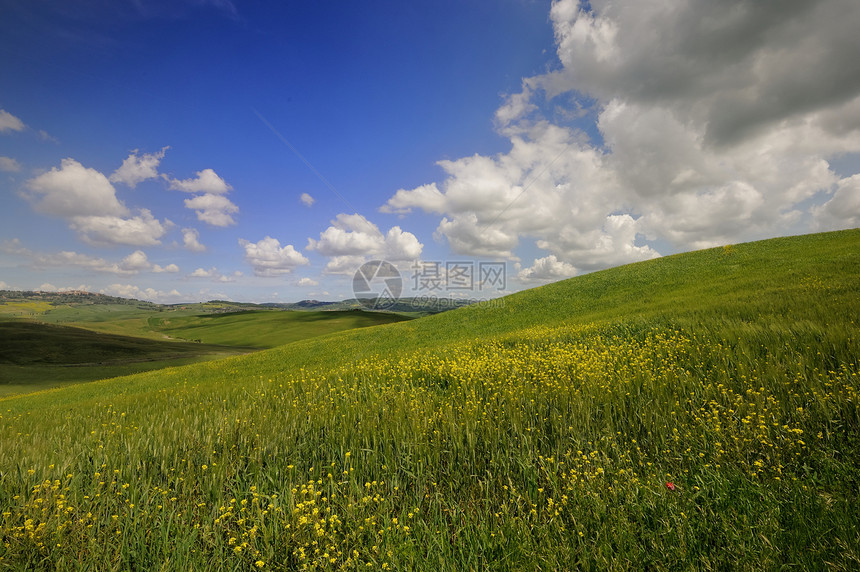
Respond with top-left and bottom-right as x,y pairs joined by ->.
1,229 -> 858,570
0,303 -> 409,396
146,310 -> 411,349
0,321 -> 245,397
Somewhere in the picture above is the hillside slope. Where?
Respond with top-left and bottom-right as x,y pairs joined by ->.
147,309 -> 411,348
0,309 -> 410,396
1,229 -> 858,570
0,321 -> 246,396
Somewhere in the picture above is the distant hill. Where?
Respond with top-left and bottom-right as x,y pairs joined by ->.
1,290 -> 473,315
0,289 -> 159,309
263,297 -> 477,313
1,293 -> 412,395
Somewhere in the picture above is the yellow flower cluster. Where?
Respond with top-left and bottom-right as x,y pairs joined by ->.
0,317 -> 856,568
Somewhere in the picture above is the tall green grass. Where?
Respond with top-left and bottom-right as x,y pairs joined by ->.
0,229 -> 858,570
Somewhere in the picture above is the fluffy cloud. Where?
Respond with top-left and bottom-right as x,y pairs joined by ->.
70,209 -> 171,247
188,267 -> 243,282
383,226 -> 424,260
0,156 -> 21,172
383,122 -> 649,268
296,277 -> 319,287
24,158 -> 171,246
153,263 -> 180,273
184,193 -> 239,227
169,168 -> 232,194
26,158 -> 127,218
239,236 -> 309,277
307,214 -> 423,273
812,174 -> 860,231
0,109 -> 25,132
100,283 -> 184,303
164,165 -> 239,226
542,0 -> 860,146
382,0 -> 860,274
110,150 -> 238,227
0,240 -> 178,275
182,227 -> 206,252
300,193 -> 315,207
380,183 -> 446,215
190,267 -> 216,278
39,130 -> 58,143
110,147 -> 168,187
117,250 -> 151,273
517,255 -> 577,282
22,151 -> 236,247
321,255 -> 368,275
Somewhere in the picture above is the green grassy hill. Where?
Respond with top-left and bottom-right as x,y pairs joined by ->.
147,309 -> 411,348
0,229 -> 858,570
0,307 -> 409,396
0,321 -> 246,396
0,321 -> 225,366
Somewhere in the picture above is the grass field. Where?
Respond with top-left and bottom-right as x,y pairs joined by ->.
28,304 -> 171,340
0,229 -> 858,570
0,309 -> 409,396
147,310 -> 411,349
0,321 -> 246,397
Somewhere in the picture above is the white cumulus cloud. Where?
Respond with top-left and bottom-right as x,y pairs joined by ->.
118,250 -> 151,273
166,167 -> 239,226
307,214 -> 423,273
100,283 -> 184,303
380,183 -> 447,215
239,236 -> 309,277
190,267 -> 216,278
300,193 -> 315,207
321,255 -> 368,275
188,267 -> 243,283
169,168 -> 232,194
381,0 -> 860,275
26,158 -> 127,218
517,255 -> 577,283
0,240 -> 175,275
153,263 -> 180,273
0,109 -> 25,133
70,209 -> 171,247
24,158 -> 171,246
0,156 -> 21,172
812,173 -> 860,231
110,147 -> 168,187
184,193 -> 239,227
182,227 -> 206,252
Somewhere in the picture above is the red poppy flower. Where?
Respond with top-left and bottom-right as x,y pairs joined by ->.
666,481 -> 676,491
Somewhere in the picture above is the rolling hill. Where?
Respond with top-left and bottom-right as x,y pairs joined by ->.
0,305 -> 410,396
0,320 -> 247,396
0,229 -> 858,570
146,309 -> 411,349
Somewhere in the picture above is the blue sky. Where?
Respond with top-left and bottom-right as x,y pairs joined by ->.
2,0 -> 859,303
